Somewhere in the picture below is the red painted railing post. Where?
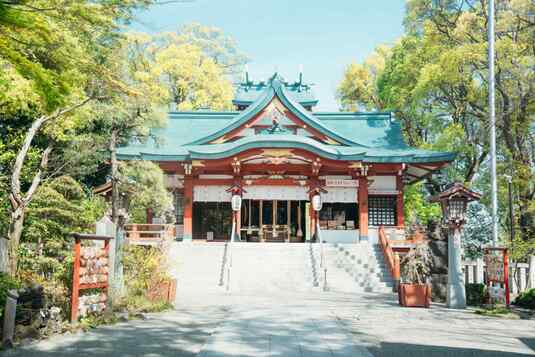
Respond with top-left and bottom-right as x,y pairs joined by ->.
394,252 -> 401,292
504,248 -> 510,307
70,237 -> 81,323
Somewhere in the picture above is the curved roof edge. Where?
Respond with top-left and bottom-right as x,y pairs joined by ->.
185,75 -> 363,147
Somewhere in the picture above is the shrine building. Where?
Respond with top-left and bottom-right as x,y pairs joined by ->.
117,72 -> 454,244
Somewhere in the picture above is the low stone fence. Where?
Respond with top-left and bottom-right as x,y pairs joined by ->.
462,256 -> 535,295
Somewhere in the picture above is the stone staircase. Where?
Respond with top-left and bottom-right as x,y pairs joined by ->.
167,241 -> 228,294
167,241 -> 394,296
229,243 -> 316,293
315,242 -> 394,293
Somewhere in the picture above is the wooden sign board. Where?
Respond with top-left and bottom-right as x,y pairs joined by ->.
483,247 -> 510,307
325,179 -> 358,188
71,233 -> 113,323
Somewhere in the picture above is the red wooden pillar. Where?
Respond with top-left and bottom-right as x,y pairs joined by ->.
358,177 -> 368,242
183,176 -> 193,241
396,175 -> 405,227
504,248 -> 510,307
70,237 -> 81,323
308,193 -> 316,240
236,208 -> 241,238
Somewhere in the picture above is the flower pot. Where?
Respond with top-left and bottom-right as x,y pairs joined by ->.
398,283 -> 431,308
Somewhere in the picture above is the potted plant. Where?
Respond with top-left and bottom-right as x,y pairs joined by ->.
399,243 -> 432,308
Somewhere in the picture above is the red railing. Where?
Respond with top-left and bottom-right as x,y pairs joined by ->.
378,225 -> 400,292
125,224 -> 175,245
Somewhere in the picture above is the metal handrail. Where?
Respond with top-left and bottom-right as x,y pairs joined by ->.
317,223 -> 327,291
226,220 -> 235,291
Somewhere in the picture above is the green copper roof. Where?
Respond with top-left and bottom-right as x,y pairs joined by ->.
188,75 -> 359,146
117,74 -> 455,164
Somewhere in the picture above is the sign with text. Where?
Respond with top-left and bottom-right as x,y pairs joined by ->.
483,247 -> 510,306
325,179 -> 358,188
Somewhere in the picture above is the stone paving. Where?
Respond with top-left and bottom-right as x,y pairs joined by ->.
4,291 -> 535,356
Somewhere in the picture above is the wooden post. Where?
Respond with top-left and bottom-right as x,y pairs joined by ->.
529,256 -> 535,289
2,289 -> 18,348
476,258 -> 485,284
504,248 -> 510,307
235,206 -> 241,240
287,200 -> 291,242
393,253 -> 401,292
70,237 -> 81,323
183,176 -> 193,242
272,200 -> 278,238
396,175 -> 404,227
146,208 -> 153,224
358,177 -> 369,242
259,200 -> 264,242
308,194 -> 315,240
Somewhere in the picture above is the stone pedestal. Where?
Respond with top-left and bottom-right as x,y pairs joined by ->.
447,228 -> 466,309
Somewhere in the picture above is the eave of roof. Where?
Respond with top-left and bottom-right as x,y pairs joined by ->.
117,134 -> 455,163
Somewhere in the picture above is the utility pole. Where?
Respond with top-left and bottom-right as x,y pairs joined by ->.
488,0 -> 498,246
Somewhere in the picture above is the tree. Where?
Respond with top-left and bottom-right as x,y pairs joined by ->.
338,0 -> 535,243
337,45 -> 391,111
155,22 -> 248,76
118,161 -> 173,223
0,0 -> 162,274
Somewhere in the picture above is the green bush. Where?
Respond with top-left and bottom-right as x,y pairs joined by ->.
514,288 -> 535,309
0,273 -> 21,316
466,283 -> 486,306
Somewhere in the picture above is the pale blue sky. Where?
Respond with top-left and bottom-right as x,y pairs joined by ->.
132,0 -> 406,111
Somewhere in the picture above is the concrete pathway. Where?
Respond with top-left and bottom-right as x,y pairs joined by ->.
4,291 -> 535,356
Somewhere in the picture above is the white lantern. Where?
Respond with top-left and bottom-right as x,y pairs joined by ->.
231,194 -> 242,212
312,194 -> 323,212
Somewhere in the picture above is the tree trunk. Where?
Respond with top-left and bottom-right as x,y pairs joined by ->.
110,129 -> 119,229
1,98 -> 94,275
7,208 -> 25,274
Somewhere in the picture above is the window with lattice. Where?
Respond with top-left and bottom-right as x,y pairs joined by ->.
174,191 -> 184,224
368,195 -> 397,226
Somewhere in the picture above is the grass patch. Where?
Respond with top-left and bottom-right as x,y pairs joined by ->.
474,306 -> 519,319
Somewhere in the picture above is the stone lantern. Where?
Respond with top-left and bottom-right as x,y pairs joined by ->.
429,182 -> 481,309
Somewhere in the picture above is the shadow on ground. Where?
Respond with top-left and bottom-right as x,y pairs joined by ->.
369,342 -> 535,357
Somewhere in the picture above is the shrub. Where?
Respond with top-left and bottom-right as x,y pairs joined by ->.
123,245 -> 172,296
401,243 -> 432,284
514,288 -> 535,310
466,283 -> 486,306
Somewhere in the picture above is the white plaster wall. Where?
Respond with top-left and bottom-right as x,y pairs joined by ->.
368,176 -> 397,194
193,186 -> 231,202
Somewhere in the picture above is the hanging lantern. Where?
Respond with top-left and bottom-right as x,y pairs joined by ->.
312,194 -> 323,212
231,194 -> 242,212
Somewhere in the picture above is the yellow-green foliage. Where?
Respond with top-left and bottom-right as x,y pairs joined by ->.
118,161 -> 174,223
338,0 -> 535,242
123,245 -> 171,296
